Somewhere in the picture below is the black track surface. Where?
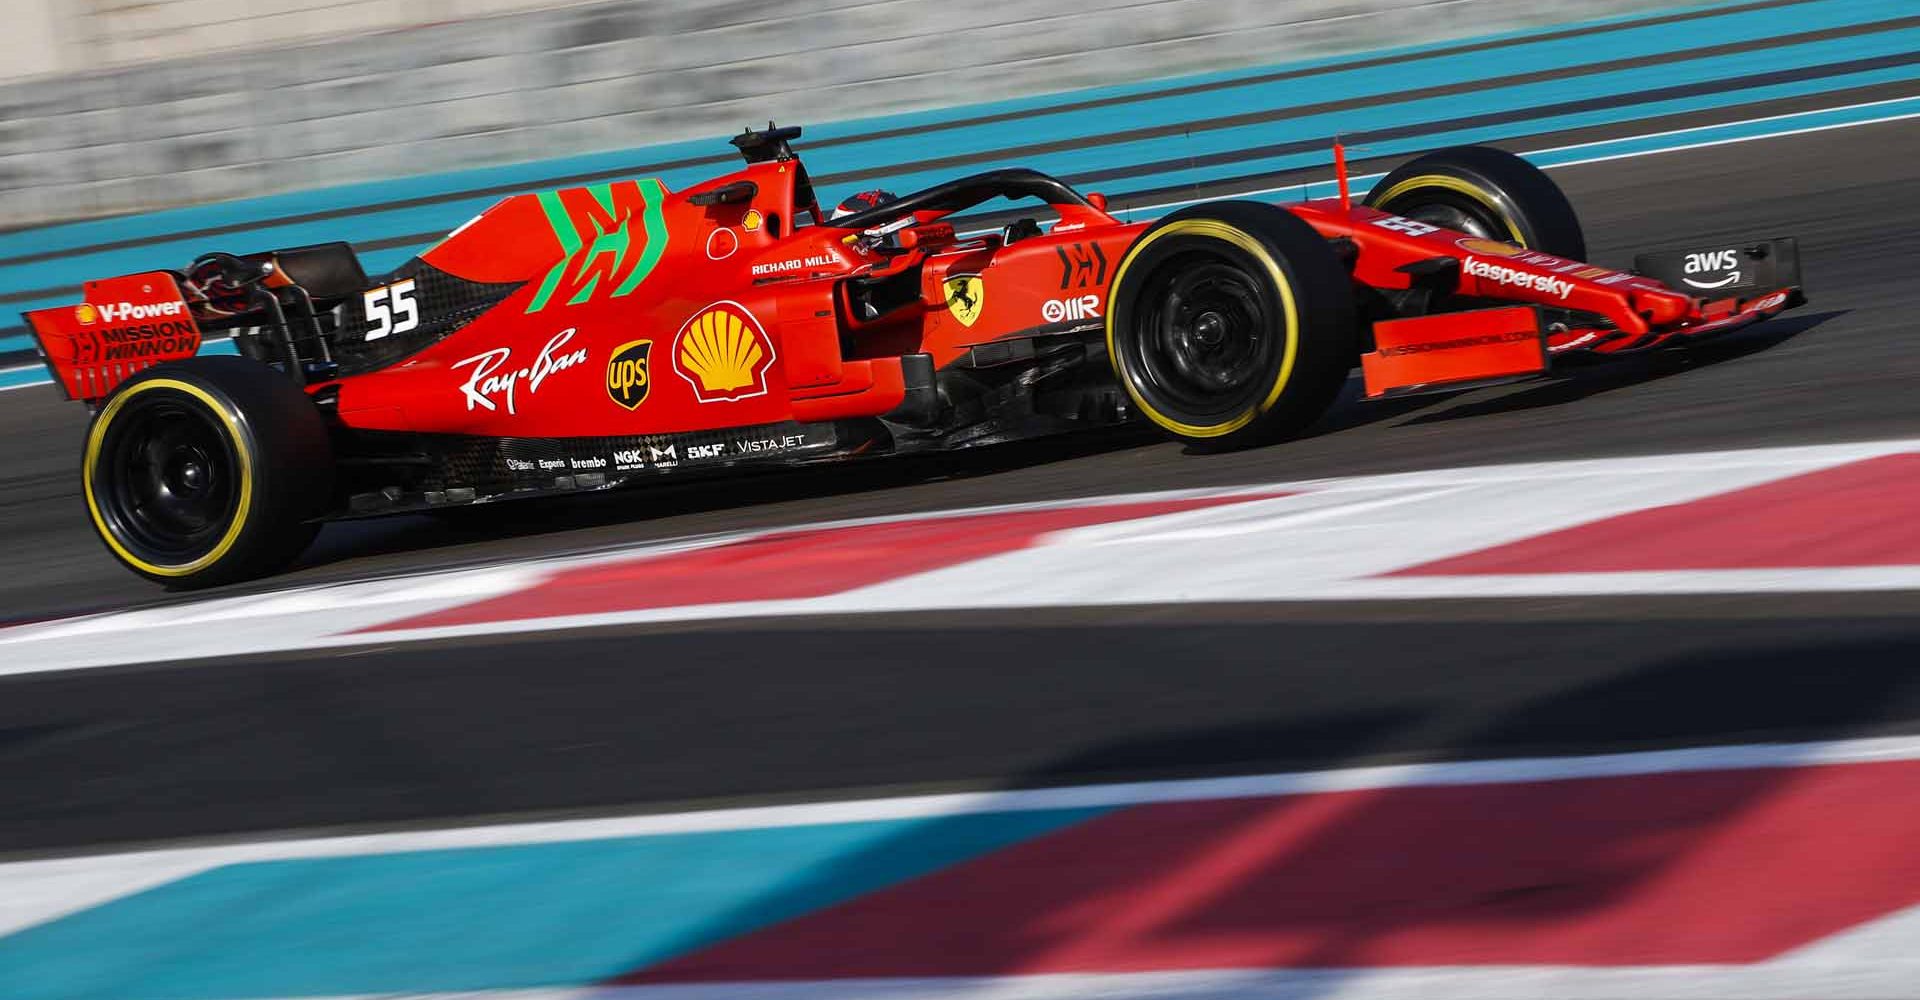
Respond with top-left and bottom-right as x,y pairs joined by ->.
2,119 -> 1919,857
7,601 -> 1920,856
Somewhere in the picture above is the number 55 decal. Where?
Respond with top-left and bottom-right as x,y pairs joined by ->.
363,279 -> 419,341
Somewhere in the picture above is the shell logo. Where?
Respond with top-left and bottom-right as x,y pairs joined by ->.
1456,237 -> 1524,257
74,303 -> 98,325
673,301 -> 777,403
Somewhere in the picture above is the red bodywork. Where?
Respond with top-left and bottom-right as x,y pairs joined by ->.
26,272 -> 204,401
23,151 -> 1800,436
1301,202 -> 1798,396
319,163 -> 1127,439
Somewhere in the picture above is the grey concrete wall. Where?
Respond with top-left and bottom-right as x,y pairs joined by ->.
0,0 -> 577,76
0,0 -> 1687,227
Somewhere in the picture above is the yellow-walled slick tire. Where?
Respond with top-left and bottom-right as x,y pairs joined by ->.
1106,201 -> 1357,452
1366,145 -> 1586,260
83,357 -> 332,588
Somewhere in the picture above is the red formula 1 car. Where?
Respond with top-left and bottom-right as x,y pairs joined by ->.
26,125 -> 1803,586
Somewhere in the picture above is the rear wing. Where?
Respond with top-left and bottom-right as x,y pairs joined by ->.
22,271 -> 202,403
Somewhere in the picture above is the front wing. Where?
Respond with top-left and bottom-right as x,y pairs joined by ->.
1292,201 -> 1807,398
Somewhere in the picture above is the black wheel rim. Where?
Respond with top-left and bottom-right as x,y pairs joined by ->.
1129,250 -> 1277,420
93,392 -> 241,566
1391,193 -> 1513,244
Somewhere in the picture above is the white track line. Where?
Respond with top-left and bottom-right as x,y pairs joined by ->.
1527,92 -> 1920,155
566,961 -> 1920,1000
1535,108 -> 1920,169
3,435 -> 1917,675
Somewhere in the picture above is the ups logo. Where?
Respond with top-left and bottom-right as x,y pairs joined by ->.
606,339 -> 653,410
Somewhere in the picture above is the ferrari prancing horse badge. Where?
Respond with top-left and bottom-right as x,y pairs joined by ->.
944,274 -> 984,327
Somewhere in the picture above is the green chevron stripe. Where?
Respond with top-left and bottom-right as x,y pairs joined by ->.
526,190 -> 583,314
614,178 -> 670,298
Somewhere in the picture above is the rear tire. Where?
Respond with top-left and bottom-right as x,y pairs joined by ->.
83,356 -> 332,588
1106,201 -> 1357,452
1365,145 -> 1585,260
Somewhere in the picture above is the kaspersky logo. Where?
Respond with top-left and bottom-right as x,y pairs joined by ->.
1462,257 -> 1574,300
526,179 -> 671,313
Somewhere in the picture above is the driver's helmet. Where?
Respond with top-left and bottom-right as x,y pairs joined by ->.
831,189 -> 898,221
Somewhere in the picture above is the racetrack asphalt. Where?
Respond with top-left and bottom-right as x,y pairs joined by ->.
2,117 -> 1919,856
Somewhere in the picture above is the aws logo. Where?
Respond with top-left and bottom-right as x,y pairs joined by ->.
673,301 -> 777,403
606,339 -> 653,410
1682,249 -> 1743,290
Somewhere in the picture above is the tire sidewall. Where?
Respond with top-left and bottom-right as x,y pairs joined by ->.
84,357 -> 329,587
85,375 -> 260,581
1108,218 -> 1301,437
1108,202 -> 1355,450
1366,147 -> 1586,261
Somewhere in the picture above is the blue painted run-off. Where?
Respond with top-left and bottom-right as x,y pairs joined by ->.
0,806 -> 1105,998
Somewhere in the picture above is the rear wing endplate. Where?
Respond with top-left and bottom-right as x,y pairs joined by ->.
21,272 -> 202,402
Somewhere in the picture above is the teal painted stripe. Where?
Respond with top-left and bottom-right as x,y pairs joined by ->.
1050,60 -> 1920,207
1112,94 -> 1920,221
0,339 -> 240,393
804,0 -> 1920,176
0,140 -> 712,264
0,0 -> 1853,263
5,61 -> 1914,328
2,90 -> 1909,395
6,246 -> 432,316
0,365 -> 54,391
0,1 -> 1911,385
856,28 -> 1920,196
7,18 -> 1917,298
0,807 -> 1104,999
799,0 -> 1780,146
0,192 -> 509,301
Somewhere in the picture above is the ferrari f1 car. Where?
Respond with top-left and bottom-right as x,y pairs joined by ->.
26,125 -> 1804,586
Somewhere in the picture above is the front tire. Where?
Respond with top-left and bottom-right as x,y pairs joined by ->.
1365,145 -> 1585,260
84,356 -> 332,588
1106,201 -> 1357,451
